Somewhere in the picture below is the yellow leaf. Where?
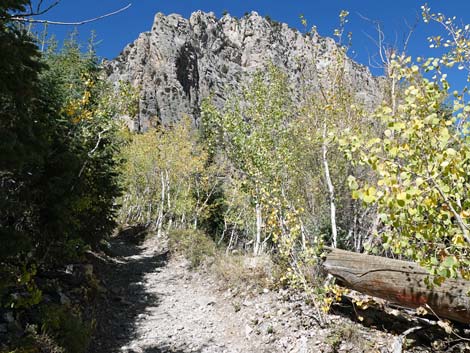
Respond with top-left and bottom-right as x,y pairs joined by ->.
437,320 -> 453,334
461,210 -> 470,218
452,234 -> 465,246
397,192 -> 407,201
416,306 -> 428,315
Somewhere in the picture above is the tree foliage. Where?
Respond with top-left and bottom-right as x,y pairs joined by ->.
0,6 -> 125,351
202,66 -> 306,256
342,7 -> 470,283
118,117 -> 216,235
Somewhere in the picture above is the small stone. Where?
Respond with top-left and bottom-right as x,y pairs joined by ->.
290,336 -> 308,353
97,284 -> 107,294
111,287 -> 122,295
65,264 -> 74,274
4,312 -> 14,323
59,291 -> 71,305
245,325 -> 253,336
83,264 -> 94,278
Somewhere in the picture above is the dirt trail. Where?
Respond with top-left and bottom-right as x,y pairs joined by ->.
89,232 -> 267,353
88,231 -> 395,353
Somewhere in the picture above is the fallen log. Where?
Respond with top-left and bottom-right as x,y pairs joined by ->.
322,248 -> 470,324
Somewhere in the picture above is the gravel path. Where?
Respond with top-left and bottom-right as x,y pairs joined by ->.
120,255 -> 252,353
88,230 -> 396,353
89,232 -> 267,353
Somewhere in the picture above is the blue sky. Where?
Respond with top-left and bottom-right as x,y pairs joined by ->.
29,0 -> 470,88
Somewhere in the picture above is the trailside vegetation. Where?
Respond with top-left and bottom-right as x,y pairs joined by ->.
0,1 -> 128,351
196,7 -> 470,327
3,0 -> 470,351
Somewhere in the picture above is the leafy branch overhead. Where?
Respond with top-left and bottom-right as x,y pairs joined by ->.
342,8 -> 470,283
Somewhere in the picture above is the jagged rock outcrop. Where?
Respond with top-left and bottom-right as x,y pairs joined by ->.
105,11 -> 384,130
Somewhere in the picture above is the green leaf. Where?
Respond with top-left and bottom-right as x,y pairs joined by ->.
347,175 -> 359,190
442,256 -> 458,268
416,177 -> 424,186
363,194 -> 376,204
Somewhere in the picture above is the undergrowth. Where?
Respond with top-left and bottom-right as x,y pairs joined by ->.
212,253 -> 277,291
168,228 -> 216,268
1,304 -> 92,353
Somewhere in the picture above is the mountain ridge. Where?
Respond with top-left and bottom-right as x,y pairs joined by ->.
105,11 -> 384,130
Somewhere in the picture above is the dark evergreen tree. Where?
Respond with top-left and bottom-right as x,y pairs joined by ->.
0,0 -> 123,310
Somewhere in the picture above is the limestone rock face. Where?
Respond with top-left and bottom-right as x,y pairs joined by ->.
105,11 -> 384,130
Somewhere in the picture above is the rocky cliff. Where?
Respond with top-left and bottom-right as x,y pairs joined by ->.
105,11 -> 384,131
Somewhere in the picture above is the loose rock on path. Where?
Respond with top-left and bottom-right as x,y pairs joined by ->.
88,230 -> 396,353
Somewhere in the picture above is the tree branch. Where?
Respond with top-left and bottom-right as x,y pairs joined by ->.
1,0 -> 61,19
10,3 -> 132,26
76,127 -> 110,182
88,128 -> 110,157
431,178 -> 470,244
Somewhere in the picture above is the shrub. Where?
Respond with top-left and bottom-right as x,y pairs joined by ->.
39,304 -> 92,353
168,229 -> 216,268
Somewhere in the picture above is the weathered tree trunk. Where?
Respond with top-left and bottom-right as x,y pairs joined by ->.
323,248 -> 470,323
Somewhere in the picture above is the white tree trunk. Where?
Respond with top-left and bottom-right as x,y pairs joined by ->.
300,220 -> 307,250
156,171 -> 165,238
226,227 -> 236,255
322,123 -> 338,248
254,202 -> 262,255
165,170 -> 172,230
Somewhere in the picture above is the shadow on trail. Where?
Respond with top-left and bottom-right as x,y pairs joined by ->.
332,297 -> 469,352
88,226 -> 169,353
88,226 -> 225,353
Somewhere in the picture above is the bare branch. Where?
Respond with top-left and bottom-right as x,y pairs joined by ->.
3,0 -> 61,19
10,3 -> 132,26
88,128 -> 110,157
391,326 -> 423,353
402,14 -> 420,53
76,127 -> 111,182
36,0 -> 44,14
357,12 -> 388,67
32,0 -> 60,17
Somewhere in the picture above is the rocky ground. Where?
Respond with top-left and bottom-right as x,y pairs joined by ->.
88,230 -> 467,353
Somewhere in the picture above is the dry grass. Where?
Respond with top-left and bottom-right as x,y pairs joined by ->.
212,253 -> 278,291
325,322 -> 373,352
